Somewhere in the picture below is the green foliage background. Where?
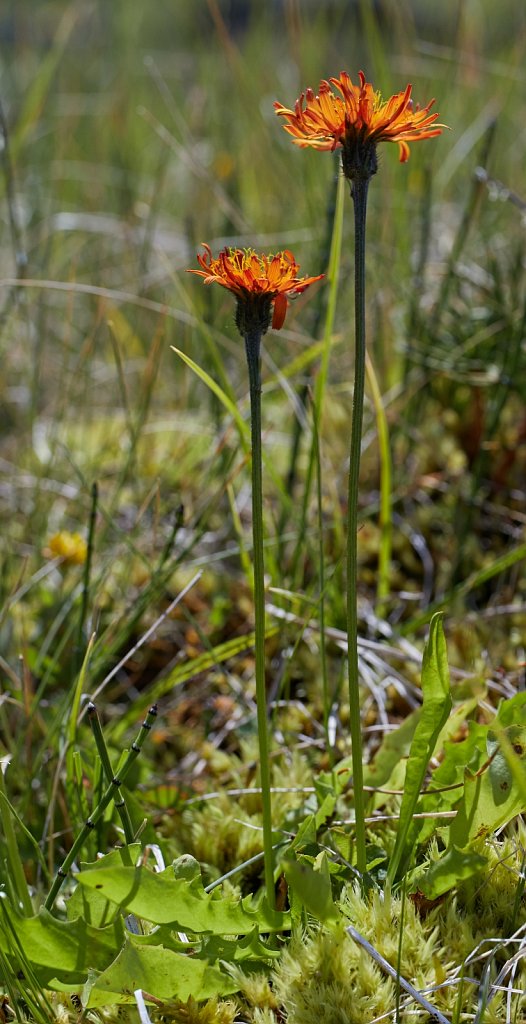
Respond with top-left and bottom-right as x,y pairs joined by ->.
1,2 -> 526,1020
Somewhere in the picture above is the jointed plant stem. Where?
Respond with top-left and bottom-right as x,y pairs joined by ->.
44,703 -> 157,911
87,701 -> 135,844
244,329 -> 275,909
347,177 -> 369,875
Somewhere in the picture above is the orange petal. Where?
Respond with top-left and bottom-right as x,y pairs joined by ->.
272,293 -> 288,330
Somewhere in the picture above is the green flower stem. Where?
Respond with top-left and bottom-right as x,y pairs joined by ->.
244,329 -> 275,909
347,176 -> 370,876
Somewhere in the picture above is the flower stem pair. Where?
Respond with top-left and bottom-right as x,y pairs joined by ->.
188,70 -> 444,899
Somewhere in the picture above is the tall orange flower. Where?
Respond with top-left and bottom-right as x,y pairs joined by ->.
188,244 -> 323,333
187,244 -> 322,908
275,72 -> 444,878
275,70 -> 443,178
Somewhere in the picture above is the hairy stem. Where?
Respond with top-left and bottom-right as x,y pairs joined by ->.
244,330 -> 274,908
347,177 -> 369,874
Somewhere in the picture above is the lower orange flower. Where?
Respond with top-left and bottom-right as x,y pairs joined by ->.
188,245 -> 323,333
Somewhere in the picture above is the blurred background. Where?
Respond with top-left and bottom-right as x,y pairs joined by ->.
1,0 -> 525,685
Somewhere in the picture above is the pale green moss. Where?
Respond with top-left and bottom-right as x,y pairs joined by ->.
227,967 -> 279,1024
174,746 -> 317,879
151,996 -> 239,1023
272,925 -> 395,1024
266,828 -> 526,1024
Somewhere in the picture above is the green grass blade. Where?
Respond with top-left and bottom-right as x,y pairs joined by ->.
402,541 -> 526,635
314,171 -> 345,414
10,6 -> 81,161
111,623 -> 280,742
0,764 -> 33,915
366,351 -> 392,616
292,171 -> 345,576
387,613 -> 452,885
171,345 -> 249,450
65,633 -> 96,815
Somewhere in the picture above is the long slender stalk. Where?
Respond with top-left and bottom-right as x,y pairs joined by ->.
312,399 -> 332,765
244,329 -> 274,909
0,765 -> 33,916
87,701 -> 135,844
75,481 -> 98,672
347,177 -> 369,875
365,351 -> 392,617
45,704 -> 157,910
290,171 -> 345,581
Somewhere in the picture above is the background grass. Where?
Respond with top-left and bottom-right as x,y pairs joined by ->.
1,0 -> 526,1018
2,3 -> 524,656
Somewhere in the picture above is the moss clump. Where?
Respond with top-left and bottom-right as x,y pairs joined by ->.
265,830 -> 526,1023
272,924 -> 395,1024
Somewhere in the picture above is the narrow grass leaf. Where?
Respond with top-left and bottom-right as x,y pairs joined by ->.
402,540 -> 526,635
65,634 -> 96,814
10,6 -> 80,160
110,623 -> 279,739
365,351 -> 392,614
0,765 -> 33,916
314,169 -> 345,413
171,346 -> 249,450
387,613 -> 452,884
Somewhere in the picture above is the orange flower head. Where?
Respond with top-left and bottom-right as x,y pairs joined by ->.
188,245 -> 323,334
275,71 -> 444,179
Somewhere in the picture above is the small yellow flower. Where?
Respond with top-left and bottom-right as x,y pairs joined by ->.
45,531 -> 87,567
275,70 -> 444,177
187,245 -> 323,333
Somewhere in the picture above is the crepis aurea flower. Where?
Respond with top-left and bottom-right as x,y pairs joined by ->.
275,70 -> 444,180
44,531 -> 87,566
187,244 -> 323,335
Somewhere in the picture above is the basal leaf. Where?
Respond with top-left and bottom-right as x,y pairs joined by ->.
450,733 -> 526,847
417,719 -> 488,846
75,864 -> 289,934
291,793 -> 336,854
199,926 -> 282,964
0,903 -> 123,986
418,846 -> 487,899
85,936 -> 238,1007
66,845 -> 142,928
447,694 -> 526,848
127,923 -> 280,966
363,706 -> 421,789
